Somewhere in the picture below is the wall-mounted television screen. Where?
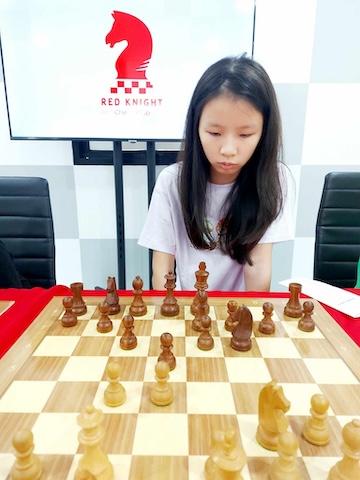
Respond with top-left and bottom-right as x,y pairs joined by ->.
0,0 -> 254,141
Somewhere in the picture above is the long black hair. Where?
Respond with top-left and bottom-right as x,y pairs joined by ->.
178,54 -> 285,265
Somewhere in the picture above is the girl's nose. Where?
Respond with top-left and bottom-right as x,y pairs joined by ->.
220,138 -> 237,157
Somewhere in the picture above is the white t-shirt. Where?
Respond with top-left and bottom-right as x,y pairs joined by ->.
138,163 -> 294,290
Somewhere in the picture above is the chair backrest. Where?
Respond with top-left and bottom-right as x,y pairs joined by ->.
314,172 -> 360,288
0,176 -> 56,288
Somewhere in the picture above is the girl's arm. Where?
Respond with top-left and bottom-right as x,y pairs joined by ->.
243,243 -> 273,291
151,250 -> 175,290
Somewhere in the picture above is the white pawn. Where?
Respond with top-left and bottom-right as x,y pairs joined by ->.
150,360 -> 173,406
303,393 -> 330,445
269,431 -> 300,480
328,418 -> 360,480
10,429 -> 43,480
104,361 -> 126,407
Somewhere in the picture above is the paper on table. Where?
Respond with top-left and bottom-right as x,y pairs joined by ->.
279,277 -> 360,319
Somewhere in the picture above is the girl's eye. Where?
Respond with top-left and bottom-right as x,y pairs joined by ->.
208,131 -> 220,136
240,134 -> 251,138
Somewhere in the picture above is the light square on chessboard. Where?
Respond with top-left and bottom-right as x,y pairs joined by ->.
0,381 -> 56,413
132,413 -> 189,455
280,383 -> 334,415
81,319 -> 122,337
281,320 -> 324,339
151,318 -> 186,337
302,456 -> 342,480
32,412 -> 80,454
225,357 -> 272,383
0,454 -> 14,478
256,337 -> 302,358
57,356 -> 108,381
123,304 -> 156,319
303,358 -> 359,384
186,382 -> 236,414
32,335 -> 81,356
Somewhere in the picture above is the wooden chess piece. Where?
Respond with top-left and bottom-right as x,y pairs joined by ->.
10,429 -> 43,480
160,270 -> 180,316
284,282 -> 302,318
70,281 -> 87,316
197,315 -> 214,351
230,305 -> 253,352
190,261 -> 209,316
96,302 -> 113,333
205,428 -> 246,480
298,300 -> 315,332
75,404 -> 114,479
105,276 -> 120,315
259,302 -> 275,334
256,380 -> 291,451
158,332 -> 176,370
61,296 -> 78,327
150,360 -> 173,406
104,361 -> 126,407
120,314 -> 137,350
129,276 -> 147,316
74,470 -> 96,480
192,289 -> 209,332
225,300 -> 239,332
302,393 -> 330,446
269,431 -> 301,480
328,418 -> 360,480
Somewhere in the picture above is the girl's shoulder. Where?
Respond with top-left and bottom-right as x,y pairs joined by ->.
156,162 -> 181,186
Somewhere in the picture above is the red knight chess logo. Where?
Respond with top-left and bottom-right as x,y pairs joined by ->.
101,11 -> 162,114
106,11 -> 152,87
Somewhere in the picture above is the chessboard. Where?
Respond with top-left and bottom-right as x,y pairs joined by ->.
0,301 -> 13,316
0,289 -> 359,479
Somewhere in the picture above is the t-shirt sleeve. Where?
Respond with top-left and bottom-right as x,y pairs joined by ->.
138,168 -> 176,255
259,164 -> 295,244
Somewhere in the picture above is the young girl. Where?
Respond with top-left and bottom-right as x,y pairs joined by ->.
138,54 -> 293,291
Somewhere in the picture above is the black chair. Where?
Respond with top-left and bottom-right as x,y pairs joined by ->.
0,177 -> 56,288
314,172 -> 360,288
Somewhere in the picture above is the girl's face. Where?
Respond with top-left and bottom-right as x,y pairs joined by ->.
198,94 -> 263,184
